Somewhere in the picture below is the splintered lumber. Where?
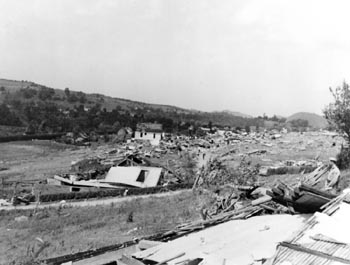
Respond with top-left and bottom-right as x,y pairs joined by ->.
320,193 -> 346,213
277,181 -> 293,192
251,195 -> 272,206
259,203 -> 278,213
118,255 -> 145,265
54,175 -> 73,185
279,242 -> 350,264
222,199 -> 238,213
266,190 -> 294,211
192,174 -> 201,190
299,184 -> 337,199
268,186 -> 331,214
293,187 -> 301,197
247,149 -> 267,155
138,240 -> 163,251
244,207 -> 263,218
235,185 -> 255,191
271,187 -> 284,197
184,258 -> 204,265
176,205 -> 262,232
298,191 -> 331,202
155,252 -> 186,265
310,234 -> 347,245
220,149 -> 236,158
304,164 -> 330,186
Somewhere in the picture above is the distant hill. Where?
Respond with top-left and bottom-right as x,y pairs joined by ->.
0,78 -> 261,132
287,112 -> 328,129
0,78 -> 190,113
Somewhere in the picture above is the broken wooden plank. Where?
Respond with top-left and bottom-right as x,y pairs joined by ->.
155,252 -> 186,265
259,203 -> 278,213
251,195 -> 272,206
118,255 -> 145,265
279,241 -> 350,264
299,183 -> 337,199
138,240 -> 164,251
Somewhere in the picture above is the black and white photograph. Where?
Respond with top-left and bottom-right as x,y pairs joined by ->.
1,1 -> 350,264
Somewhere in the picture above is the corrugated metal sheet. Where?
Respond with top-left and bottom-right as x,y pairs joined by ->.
271,189 -> 350,265
133,214 -> 308,265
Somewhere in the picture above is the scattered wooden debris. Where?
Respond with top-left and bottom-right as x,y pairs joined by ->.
267,182 -> 337,213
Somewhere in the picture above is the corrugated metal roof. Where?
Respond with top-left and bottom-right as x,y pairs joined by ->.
271,189 -> 350,265
132,214 -> 308,265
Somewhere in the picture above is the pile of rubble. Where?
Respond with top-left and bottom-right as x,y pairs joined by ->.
267,161 -> 341,213
51,158 -> 344,265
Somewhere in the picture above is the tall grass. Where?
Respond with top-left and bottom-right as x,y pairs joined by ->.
0,190 -> 212,264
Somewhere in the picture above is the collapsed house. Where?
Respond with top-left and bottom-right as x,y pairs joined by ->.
102,166 -> 162,188
48,150 -> 180,190
268,163 -> 340,213
52,166 -> 163,189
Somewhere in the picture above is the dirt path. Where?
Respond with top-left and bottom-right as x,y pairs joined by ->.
0,189 -> 190,211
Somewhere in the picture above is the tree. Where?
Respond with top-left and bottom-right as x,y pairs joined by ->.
64,87 -> 70,97
38,87 -> 55,100
20,87 -> 37,99
67,93 -> 78,103
290,119 -> 309,130
323,82 -> 350,142
77,91 -> 86,103
0,104 -> 22,126
208,121 -> 213,132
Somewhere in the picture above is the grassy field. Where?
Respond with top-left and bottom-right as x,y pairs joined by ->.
0,190 -> 213,264
0,140 -> 78,182
0,140 -> 116,198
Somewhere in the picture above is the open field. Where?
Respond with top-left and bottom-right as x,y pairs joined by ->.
0,140 -> 80,183
0,141 -> 118,197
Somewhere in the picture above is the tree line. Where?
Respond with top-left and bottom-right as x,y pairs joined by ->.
0,86 -> 270,135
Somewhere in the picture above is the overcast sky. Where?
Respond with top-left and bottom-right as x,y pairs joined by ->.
1,0 -> 350,117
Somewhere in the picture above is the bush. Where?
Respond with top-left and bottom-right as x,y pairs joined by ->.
336,146 -> 350,170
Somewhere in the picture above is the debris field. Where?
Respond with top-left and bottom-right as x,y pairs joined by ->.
0,129 -> 348,265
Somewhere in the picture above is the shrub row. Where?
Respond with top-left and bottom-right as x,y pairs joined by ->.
0,133 -> 64,143
45,239 -> 137,265
265,165 -> 316,176
29,183 -> 192,203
